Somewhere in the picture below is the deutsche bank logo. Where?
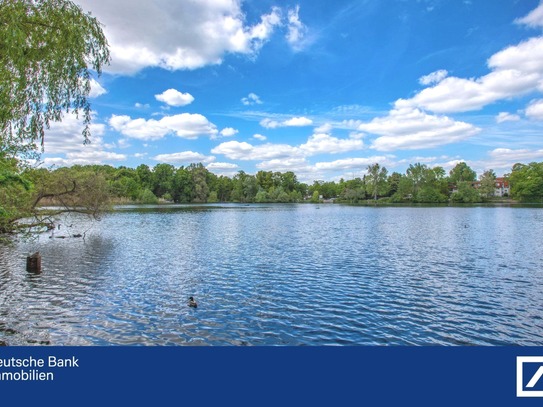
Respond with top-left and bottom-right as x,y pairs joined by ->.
517,357 -> 543,397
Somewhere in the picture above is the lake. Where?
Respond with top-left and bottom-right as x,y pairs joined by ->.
1,204 -> 542,346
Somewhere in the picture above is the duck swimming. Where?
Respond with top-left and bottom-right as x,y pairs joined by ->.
188,296 -> 198,308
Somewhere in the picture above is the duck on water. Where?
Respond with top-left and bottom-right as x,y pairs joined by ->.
188,296 -> 198,308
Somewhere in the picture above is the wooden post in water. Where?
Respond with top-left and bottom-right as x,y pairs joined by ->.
26,252 -> 42,273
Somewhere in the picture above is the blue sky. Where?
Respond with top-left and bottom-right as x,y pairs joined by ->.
42,0 -> 543,182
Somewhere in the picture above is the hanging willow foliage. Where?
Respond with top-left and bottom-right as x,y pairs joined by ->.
0,0 -> 110,156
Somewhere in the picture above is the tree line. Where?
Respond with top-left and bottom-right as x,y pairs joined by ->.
4,159 -> 543,230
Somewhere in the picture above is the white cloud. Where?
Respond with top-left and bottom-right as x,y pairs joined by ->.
109,113 -> 218,140
219,127 -> 239,137
44,151 -> 127,167
42,114 -> 126,166
349,132 -> 365,139
212,131 -> 365,165
284,116 -> 313,127
207,162 -> 239,170
260,118 -> 281,129
315,123 -> 333,133
211,140 -> 299,161
526,99 -> 543,120
515,3 -> 543,28
479,148 -> 543,173
43,114 -> 106,154
241,93 -> 263,105
299,133 -> 363,155
256,157 -> 311,173
155,89 -> 195,107
153,151 -> 215,164
487,37 -> 543,77
286,5 -> 308,51
135,102 -> 150,109
314,156 -> 393,171
206,162 -> 239,177
397,36 -> 543,113
89,79 -> 107,98
418,69 -> 448,86
260,116 -> 313,128
75,1 -> 296,74
496,112 -> 521,123
252,134 -> 267,141
358,107 -> 480,151
489,148 -> 543,161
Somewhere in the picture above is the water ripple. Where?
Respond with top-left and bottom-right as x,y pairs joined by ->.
1,204 -> 543,345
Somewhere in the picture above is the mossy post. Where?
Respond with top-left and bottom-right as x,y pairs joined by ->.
26,252 -> 41,273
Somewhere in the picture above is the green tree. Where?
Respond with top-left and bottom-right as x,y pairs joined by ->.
214,175 -> 233,202
366,163 -> 388,200
406,163 -> 426,197
256,171 -> 274,192
280,171 -> 298,192
509,162 -> 543,202
172,166 -> 193,203
151,163 -> 175,199
479,170 -> 496,198
451,181 -> 481,203
188,163 -> 209,203
387,172 -> 402,197
0,157 -> 32,233
0,0 -> 110,154
136,164 -> 153,190
449,162 -> 477,183
232,171 -> 257,202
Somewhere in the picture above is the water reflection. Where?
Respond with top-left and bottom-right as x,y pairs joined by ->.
1,204 -> 543,345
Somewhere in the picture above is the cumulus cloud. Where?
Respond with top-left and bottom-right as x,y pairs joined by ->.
206,162 -> 239,177
314,123 -> 333,133
206,162 -> 239,170
515,3 -> 543,28
212,132 -> 364,162
284,116 -> 313,126
259,118 -> 281,129
256,157 -> 311,172
480,148 -> 543,172
152,151 -> 215,164
260,116 -> 313,128
89,79 -> 107,98
109,113 -> 218,140
418,69 -> 448,86
42,114 -> 126,166
252,134 -> 267,141
358,107 -> 480,151
314,156 -> 393,171
299,133 -> 363,155
211,140 -> 299,161
496,112 -> 521,123
241,93 -> 263,105
219,127 -> 239,137
75,1 -> 303,74
155,89 -> 195,107
525,99 -> 543,120
397,33 -> 543,113
489,147 -> 543,161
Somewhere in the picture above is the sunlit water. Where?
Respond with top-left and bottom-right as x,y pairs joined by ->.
1,204 -> 542,346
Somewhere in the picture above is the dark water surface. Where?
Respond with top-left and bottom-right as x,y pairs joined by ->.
1,204 -> 542,346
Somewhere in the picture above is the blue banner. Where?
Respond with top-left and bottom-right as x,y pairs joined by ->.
1,346 -> 543,406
